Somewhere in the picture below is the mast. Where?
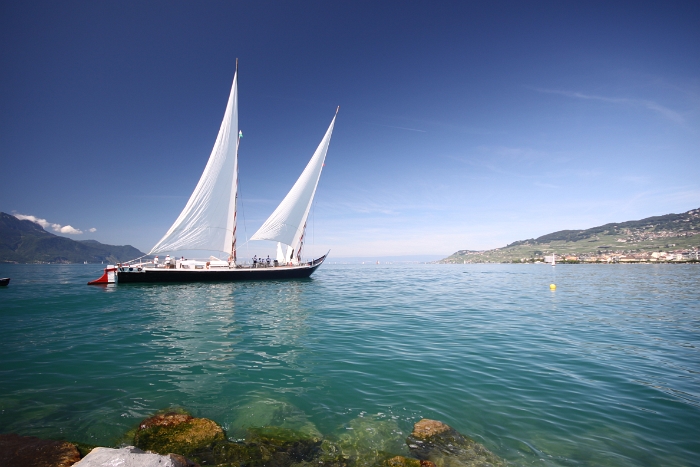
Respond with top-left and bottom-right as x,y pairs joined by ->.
230,59 -> 239,263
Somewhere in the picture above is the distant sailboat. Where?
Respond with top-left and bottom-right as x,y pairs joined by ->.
89,63 -> 336,285
551,253 -> 556,267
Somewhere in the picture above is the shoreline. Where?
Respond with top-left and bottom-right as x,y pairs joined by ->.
1,410 -> 506,467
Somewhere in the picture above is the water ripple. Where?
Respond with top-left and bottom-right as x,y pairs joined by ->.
0,263 -> 699,466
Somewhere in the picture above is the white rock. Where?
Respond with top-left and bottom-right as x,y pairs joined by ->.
73,446 -> 189,467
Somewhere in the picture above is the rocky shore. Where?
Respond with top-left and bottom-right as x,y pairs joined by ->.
0,410 -> 506,467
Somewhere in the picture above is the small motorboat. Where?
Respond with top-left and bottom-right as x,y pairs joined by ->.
0,278 -> 10,286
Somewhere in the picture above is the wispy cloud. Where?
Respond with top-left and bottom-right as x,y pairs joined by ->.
14,213 -> 84,235
535,88 -> 685,125
89,227 -> 97,233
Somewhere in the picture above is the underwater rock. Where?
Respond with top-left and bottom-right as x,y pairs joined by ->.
246,426 -> 322,461
228,397 -> 322,440
384,455 -> 436,467
405,419 -> 506,467
73,446 -> 196,467
299,439 -> 351,467
0,433 -> 81,467
194,426 -> 323,467
139,412 -> 194,430
337,416 -> 408,467
134,412 -> 225,459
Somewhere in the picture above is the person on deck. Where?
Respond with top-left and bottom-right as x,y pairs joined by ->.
154,256 -> 159,267
266,255 -> 271,267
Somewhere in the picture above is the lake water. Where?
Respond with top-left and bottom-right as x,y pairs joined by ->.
0,263 -> 698,466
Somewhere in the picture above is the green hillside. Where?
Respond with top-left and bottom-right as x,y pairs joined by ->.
440,207 -> 700,263
0,212 -> 145,263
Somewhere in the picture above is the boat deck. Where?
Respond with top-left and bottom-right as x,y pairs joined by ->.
115,254 -> 327,283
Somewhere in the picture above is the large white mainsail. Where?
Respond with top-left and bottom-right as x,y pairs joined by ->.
150,69 -> 239,258
251,109 -> 338,263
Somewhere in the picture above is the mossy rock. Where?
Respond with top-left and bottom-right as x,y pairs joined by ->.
337,416 -> 408,467
134,415 -> 225,458
0,433 -> 81,467
71,440 -> 100,458
139,410 -> 194,430
227,398 -> 322,440
244,426 -> 322,467
183,426 -> 324,467
384,456 -> 436,467
406,420 -> 506,467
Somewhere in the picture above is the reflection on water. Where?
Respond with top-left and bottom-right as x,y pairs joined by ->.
131,280 -> 315,406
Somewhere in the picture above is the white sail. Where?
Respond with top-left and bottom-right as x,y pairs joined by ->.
276,242 -> 286,263
251,111 -> 337,261
150,71 -> 239,256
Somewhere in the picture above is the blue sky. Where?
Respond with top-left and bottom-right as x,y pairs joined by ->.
1,1 -> 698,258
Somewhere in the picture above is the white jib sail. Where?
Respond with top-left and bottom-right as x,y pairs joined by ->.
251,111 -> 337,260
150,71 -> 239,255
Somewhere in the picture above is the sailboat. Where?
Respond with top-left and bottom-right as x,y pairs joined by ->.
89,64 -> 336,285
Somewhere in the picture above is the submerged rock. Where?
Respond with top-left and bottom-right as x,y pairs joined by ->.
384,455 -> 436,467
0,433 -> 81,467
134,411 -> 225,459
133,409 -> 331,467
228,397 -> 322,440
73,446 -> 195,467
139,412 -> 194,430
197,426 -> 324,467
337,416 -> 408,467
405,419 -> 506,467
246,426 -> 322,460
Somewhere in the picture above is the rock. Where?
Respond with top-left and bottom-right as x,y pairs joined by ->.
196,426 -> 323,467
139,412 -> 194,430
384,455 -> 436,467
71,442 -> 99,458
291,439 -> 349,467
73,446 -> 197,467
406,419 -> 506,467
134,412 -> 225,459
411,420 -> 452,439
336,416 -> 408,467
0,433 -> 81,467
246,426 -> 322,460
228,397 -> 322,440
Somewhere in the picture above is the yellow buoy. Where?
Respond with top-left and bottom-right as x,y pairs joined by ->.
550,284 -> 556,290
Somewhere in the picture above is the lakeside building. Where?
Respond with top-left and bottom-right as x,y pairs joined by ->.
444,247 -> 699,264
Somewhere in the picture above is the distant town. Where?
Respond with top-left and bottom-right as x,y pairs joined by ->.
448,247 -> 699,264
439,208 -> 700,264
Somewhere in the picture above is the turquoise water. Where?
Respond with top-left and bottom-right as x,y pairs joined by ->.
0,263 -> 699,466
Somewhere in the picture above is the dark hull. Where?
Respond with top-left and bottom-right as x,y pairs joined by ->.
116,255 -> 327,284
0,278 -> 9,286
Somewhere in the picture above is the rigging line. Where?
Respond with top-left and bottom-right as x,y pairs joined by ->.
122,254 -> 149,265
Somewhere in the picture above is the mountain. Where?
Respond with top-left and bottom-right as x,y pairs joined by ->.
0,212 -> 145,263
440,207 -> 700,263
